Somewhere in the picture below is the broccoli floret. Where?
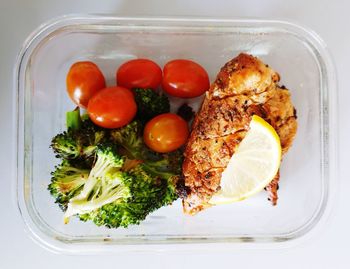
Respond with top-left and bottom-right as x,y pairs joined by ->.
79,163 -> 178,228
134,88 -> 170,122
136,164 -> 179,207
111,120 -> 183,173
63,144 -> 126,222
110,121 -> 183,174
143,149 -> 184,178
48,160 -> 89,211
49,108 -> 183,229
127,163 -> 178,217
110,120 -> 159,161
110,121 -> 144,159
51,118 -> 107,167
63,143 -> 178,228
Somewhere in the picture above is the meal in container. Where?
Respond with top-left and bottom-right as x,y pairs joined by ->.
48,53 -> 297,228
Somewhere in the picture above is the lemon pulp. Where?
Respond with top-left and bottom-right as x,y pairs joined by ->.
209,115 -> 282,205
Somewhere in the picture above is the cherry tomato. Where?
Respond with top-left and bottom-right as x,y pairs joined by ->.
144,113 -> 189,153
87,86 -> 137,129
162,59 -> 210,98
116,59 -> 162,89
66,61 -> 106,108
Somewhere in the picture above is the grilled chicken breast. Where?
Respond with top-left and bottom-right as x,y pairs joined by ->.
182,53 -> 297,215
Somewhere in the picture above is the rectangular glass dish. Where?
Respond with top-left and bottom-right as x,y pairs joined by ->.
15,15 -> 337,253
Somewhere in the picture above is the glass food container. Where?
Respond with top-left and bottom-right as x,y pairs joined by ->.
15,15 -> 337,253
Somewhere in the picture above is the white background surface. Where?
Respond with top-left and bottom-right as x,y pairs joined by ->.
0,0 -> 349,268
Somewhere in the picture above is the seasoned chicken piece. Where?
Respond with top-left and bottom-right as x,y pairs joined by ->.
182,53 -> 297,215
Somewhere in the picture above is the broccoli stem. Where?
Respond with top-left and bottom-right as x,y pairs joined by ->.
63,149 -> 127,222
68,155 -> 112,203
66,107 -> 82,130
143,161 -> 175,180
64,185 -> 126,222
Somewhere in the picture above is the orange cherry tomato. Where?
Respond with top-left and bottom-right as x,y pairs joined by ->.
143,113 -> 189,153
116,59 -> 162,90
66,61 -> 106,108
87,86 -> 137,129
162,59 -> 209,98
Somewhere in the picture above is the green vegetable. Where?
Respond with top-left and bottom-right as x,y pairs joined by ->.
50,114 -> 107,167
110,120 -> 157,160
66,107 -> 82,130
133,88 -> 170,123
48,110 -> 182,228
78,162 -> 178,228
63,143 -> 179,228
48,160 -> 89,211
63,144 -> 126,223
110,120 -> 183,175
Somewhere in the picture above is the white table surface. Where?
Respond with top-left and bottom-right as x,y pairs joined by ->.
1,0 -> 349,268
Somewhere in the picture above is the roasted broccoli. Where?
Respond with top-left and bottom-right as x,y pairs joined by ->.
134,88 -> 170,122
50,110 -> 107,167
49,108 -> 183,229
110,120 -> 159,161
110,120 -> 183,174
143,149 -> 183,177
79,163 -> 178,228
63,144 -> 126,222
48,160 -> 90,211
63,143 -> 178,228
66,107 -> 82,131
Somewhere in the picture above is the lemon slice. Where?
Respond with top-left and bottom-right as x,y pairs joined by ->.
209,115 -> 282,205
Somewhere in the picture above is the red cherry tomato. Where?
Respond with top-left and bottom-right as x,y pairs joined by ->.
116,59 -> 162,89
162,59 -> 210,98
143,113 -> 189,153
87,86 -> 137,129
66,61 -> 106,108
